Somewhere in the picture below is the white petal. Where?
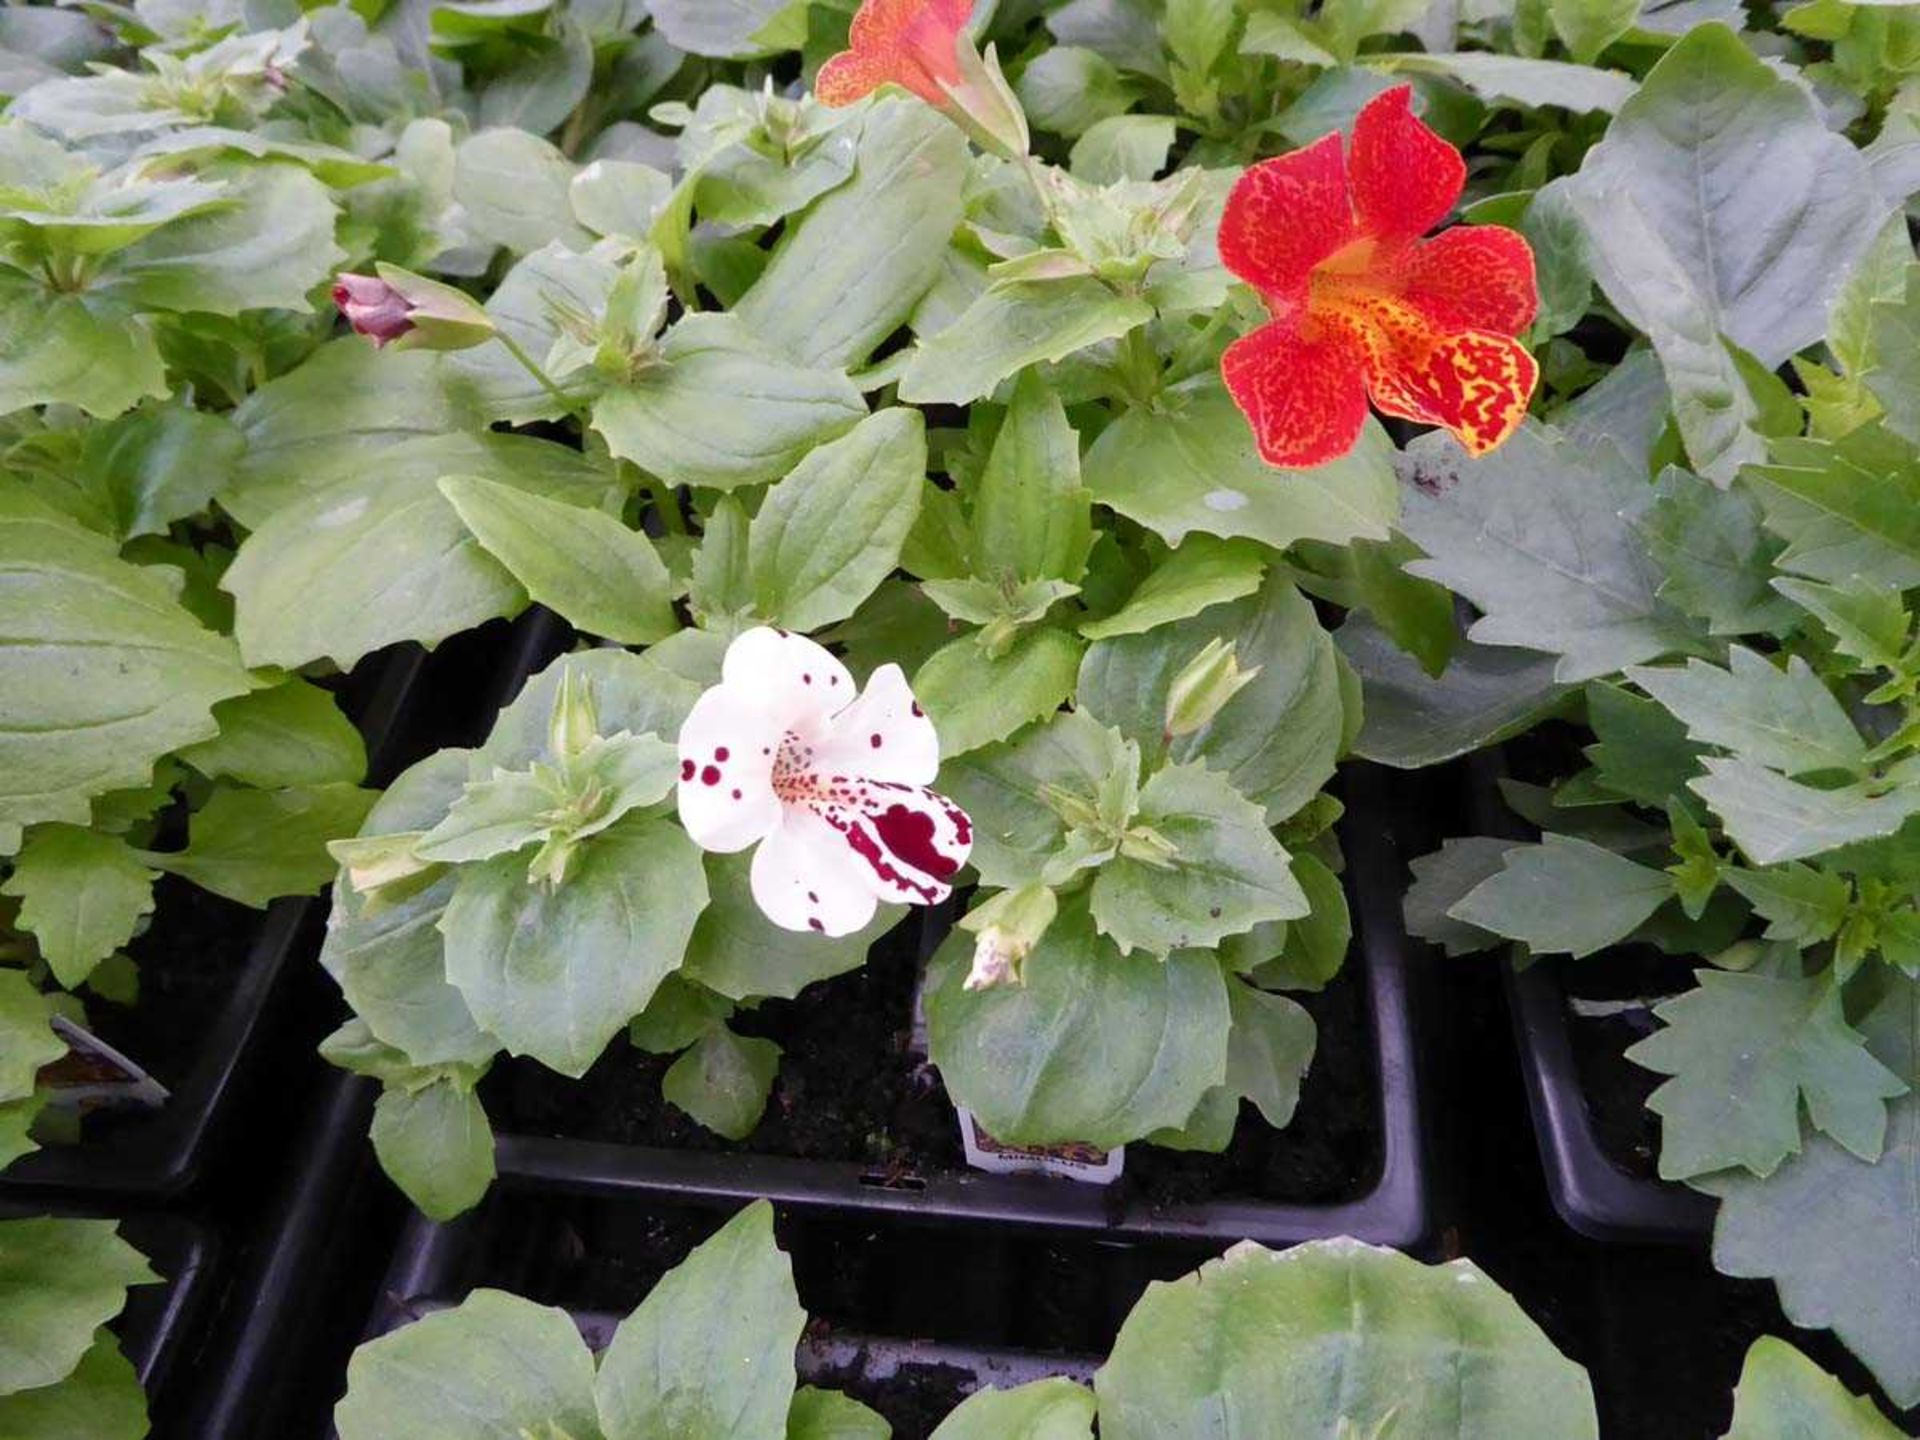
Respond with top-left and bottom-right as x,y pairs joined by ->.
807,778 -> 971,907
815,663 -> 940,786
676,685 -> 783,853
749,807 -> 878,937
721,627 -> 854,734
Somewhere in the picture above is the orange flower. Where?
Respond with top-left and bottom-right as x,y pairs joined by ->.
815,0 -> 974,108
1219,86 -> 1539,469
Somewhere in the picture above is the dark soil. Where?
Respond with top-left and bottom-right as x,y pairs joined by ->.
484,917 -> 1384,1208
802,1354 -> 976,1439
1555,949 -> 1695,1184
86,877 -> 260,1094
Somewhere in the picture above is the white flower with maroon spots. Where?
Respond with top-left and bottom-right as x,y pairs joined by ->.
676,627 -> 972,937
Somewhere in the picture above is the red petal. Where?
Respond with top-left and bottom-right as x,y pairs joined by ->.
1348,85 -> 1465,242
1221,320 -> 1371,469
815,47 -> 891,105
1359,320 -> 1540,457
1219,133 -> 1356,304
849,0 -> 966,47
1394,225 -> 1538,336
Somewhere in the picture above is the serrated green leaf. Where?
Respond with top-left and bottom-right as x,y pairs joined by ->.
0,1330 -> 146,1440
1221,977 -> 1315,1130
1721,1337 -> 1908,1440
1403,836 -> 1513,957
1630,969 -> 1906,1179
1629,648 -> 1866,779
1725,865 -> 1852,943
370,1076 -> 496,1222
1582,681 -> 1701,810
1636,468 -> 1793,636
150,782 -> 378,908
1771,577 -> 1909,672
1452,834 -> 1675,957
2,825 -> 155,989
1745,426 -> 1920,590
0,1218 -> 155,1396
1692,759 -> 1920,866
0,970 -> 63,1102
1081,536 -> 1266,640
898,278 -> 1153,407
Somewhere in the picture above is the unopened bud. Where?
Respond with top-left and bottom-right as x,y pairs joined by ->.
944,42 -> 1030,161
333,263 -> 494,351
548,669 -> 599,764
1165,637 -> 1260,738
958,884 -> 1056,990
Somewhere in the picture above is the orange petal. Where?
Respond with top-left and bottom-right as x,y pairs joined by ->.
815,47 -> 890,105
1364,325 -> 1540,457
1221,320 -> 1372,469
850,0 -> 969,48
1219,133 -> 1357,304
1394,225 -> 1539,336
1348,85 -> 1465,242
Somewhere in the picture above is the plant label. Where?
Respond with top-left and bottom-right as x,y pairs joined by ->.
956,1105 -> 1124,1184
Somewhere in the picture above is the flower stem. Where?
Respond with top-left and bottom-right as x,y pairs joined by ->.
494,330 -> 579,416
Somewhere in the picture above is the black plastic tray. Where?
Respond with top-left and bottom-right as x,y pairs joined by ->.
482,616 -> 1431,1250
1467,753 -> 1713,1243
2,648 -> 426,1199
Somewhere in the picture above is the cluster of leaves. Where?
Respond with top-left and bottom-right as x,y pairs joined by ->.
337,1202 -> 1906,1439
1318,15 -> 1920,1409
0,1218 -> 157,1440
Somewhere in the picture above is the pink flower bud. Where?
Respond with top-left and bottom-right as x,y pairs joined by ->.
331,272 -> 415,346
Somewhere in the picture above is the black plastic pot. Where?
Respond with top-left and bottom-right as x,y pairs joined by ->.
482,617 -> 1430,1250
0,1204 -> 218,1409
2,648 -> 426,1200
1467,753 -> 1713,1244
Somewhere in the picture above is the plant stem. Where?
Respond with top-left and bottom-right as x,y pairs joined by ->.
494,331 -> 580,417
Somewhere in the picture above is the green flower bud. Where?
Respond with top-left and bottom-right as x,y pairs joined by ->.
1165,637 -> 1261,738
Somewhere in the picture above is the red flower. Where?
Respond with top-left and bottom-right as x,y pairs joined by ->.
332,272 -> 414,346
815,0 -> 973,108
1219,86 -> 1539,469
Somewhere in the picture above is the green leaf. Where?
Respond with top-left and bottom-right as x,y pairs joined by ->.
441,477 -> 677,646
2,826 -> 155,989
1772,577 -> 1909,672
1745,427 -> 1920,590
1583,682 -> 1701,810
1721,1337 -> 1909,1440
736,100 -> 968,370
914,628 -> 1085,759
336,1290 -> 600,1440
1337,615 -> 1570,770
1637,468 -> 1793,636
1251,852 -> 1349,991
1399,424 -> 1703,681
0,970 -> 64,1102
105,164 -> 342,316
1222,978 -> 1316,1129
645,0 -> 789,56
628,975 -> 735,1055
1090,762 -> 1307,958
44,404 -> 241,542
150,783 -> 379,908
224,432 -> 614,670
969,372 -> 1092,587
0,1218 -> 155,1396
1070,114 -> 1176,185
925,900 -> 1229,1148
444,241 -> 621,424
1628,649 -> 1866,779
749,408 -> 926,632
415,770 -> 558,865
1696,982 -> 1920,1408
0,1095 -> 47,1169
1629,969 -> 1907,1179
0,1331 -> 146,1440
475,649 -> 704,775
595,1202 -> 804,1440
1016,48 -> 1143,138
369,1076 -> 496,1222
177,679 -> 368,789
1569,24 -> 1880,369
1375,52 -> 1634,111
1082,537 -> 1266,640
662,1025 -> 781,1140
0,497 -> 251,833
453,127 -> 590,254
441,814 -> 707,1078
1548,0 -> 1639,60
787,1387 -> 890,1440
1452,834 -> 1676,958
1094,1239 -> 1597,1440
1403,836 -> 1513,957
1084,378 -> 1396,551
681,851 -> 896,1002
928,1379 -> 1096,1440
1079,576 -> 1344,822
1691,760 -> 1920,866
1866,262 -> 1920,445
1725,865 -> 1851,944
898,278 -> 1154,407
592,313 -> 866,492
0,272 -> 163,418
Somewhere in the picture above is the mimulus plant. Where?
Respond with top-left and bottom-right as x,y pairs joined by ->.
1219,85 -> 1539,467
676,627 -> 971,937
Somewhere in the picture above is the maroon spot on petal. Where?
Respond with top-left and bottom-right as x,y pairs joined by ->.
873,803 -> 960,880
910,701 -> 923,717
732,789 -> 742,800
715,746 -> 730,761
701,765 -> 722,785
681,760 -> 695,781
808,891 -> 819,903
870,733 -> 883,749
802,673 -> 812,685
808,918 -> 824,933
830,675 -> 839,685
